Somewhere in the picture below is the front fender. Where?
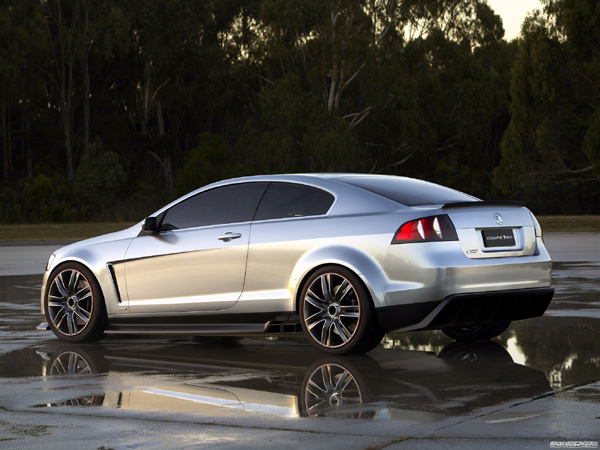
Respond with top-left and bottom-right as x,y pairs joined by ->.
42,238 -> 133,316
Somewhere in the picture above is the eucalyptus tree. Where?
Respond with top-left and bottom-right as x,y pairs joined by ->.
42,0 -> 83,180
0,0 -> 49,182
494,0 -> 600,212
114,0 -> 239,193
239,0 -> 511,193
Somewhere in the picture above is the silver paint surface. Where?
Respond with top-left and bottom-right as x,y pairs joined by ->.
0,234 -> 598,448
39,175 -> 552,332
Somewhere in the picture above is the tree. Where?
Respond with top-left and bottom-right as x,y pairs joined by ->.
42,0 -> 82,180
494,0 -> 600,213
3,0 -> 598,222
0,0 -> 49,182
238,0 -> 512,194
174,132 -> 246,197
116,0 -> 221,193
74,139 -> 126,215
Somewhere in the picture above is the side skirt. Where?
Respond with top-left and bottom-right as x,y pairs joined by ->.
105,312 -> 302,336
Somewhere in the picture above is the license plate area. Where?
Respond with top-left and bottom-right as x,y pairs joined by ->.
482,228 -> 516,248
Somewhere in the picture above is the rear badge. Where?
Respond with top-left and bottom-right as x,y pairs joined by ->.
493,212 -> 504,225
482,228 -> 515,247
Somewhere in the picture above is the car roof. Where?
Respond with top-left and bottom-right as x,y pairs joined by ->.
153,173 -> 405,218
153,173 -> 476,219
211,173 -> 475,206
208,172 -> 415,185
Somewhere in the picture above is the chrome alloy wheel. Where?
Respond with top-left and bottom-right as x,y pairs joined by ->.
303,273 -> 361,349
304,362 -> 363,417
48,269 -> 94,337
50,351 -> 93,375
44,350 -> 106,407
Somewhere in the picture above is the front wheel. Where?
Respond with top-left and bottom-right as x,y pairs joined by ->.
45,263 -> 107,343
442,322 -> 510,342
299,266 -> 385,355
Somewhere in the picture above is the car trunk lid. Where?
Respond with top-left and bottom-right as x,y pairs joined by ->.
442,201 -> 537,259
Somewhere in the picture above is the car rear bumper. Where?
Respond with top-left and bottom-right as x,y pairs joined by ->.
377,287 -> 554,332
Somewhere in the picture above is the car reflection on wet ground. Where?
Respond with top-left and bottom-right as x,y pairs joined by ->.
0,235 -> 599,449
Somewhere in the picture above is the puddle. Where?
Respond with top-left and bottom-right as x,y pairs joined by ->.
1,260 -> 599,422
26,340 -> 553,421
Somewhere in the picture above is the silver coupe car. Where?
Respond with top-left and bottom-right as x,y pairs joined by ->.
38,174 -> 554,354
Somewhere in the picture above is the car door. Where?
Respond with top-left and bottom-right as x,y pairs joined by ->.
123,182 -> 268,313
241,183 -> 336,307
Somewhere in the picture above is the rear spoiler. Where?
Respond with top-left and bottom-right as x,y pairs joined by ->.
442,201 -> 525,209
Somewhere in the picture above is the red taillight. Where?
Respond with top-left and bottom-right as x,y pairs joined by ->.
392,215 -> 458,244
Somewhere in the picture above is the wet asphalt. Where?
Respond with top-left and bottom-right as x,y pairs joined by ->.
0,234 -> 598,449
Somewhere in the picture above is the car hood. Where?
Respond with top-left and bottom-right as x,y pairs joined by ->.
51,223 -> 141,261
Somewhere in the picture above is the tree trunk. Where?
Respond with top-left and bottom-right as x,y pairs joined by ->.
81,1 -> 90,155
141,64 -> 151,136
1,95 -> 10,183
156,99 -> 173,193
46,0 -> 78,180
24,113 -> 32,178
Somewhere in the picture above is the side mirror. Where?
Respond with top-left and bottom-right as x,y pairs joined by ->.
142,217 -> 157,233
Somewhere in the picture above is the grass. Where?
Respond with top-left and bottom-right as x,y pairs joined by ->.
0,222 -> 136,242
537,215 -> 600,232
0,216 -> 598,242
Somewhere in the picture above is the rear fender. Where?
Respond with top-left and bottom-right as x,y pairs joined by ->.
290,245 -> 385,310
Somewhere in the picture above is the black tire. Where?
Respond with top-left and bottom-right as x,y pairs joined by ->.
442,322 -> 510,342
353,327 -> 387,353
438,341 -> 514,364
299,265 -> 384,355
44,262 -> 107,343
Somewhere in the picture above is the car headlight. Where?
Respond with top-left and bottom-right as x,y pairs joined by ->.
46,253 -> 56,272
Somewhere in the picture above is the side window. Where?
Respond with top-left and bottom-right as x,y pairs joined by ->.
254,183 -> 334,221
161,183 -> 267,230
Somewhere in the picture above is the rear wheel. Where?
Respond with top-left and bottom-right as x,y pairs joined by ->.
442,322 -> 510,342
45,263 -> 107,343
299,266 -> 384,355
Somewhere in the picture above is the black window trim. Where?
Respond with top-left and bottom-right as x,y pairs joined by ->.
157,181 -> 270,232
152,180 -> 338,233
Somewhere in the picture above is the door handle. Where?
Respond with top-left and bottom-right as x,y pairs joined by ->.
218,232 -> 242,242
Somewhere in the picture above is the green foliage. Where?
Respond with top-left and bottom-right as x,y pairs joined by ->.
583,106 -> 600,173
1,0 -> 599,221
494,1 -> 600,212
74,140 -> 127,217
303,116 -> 361,172
174,132 -> 247,197
0,174 -> 77,223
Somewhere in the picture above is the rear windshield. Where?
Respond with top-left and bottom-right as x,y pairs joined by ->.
338,176 -> 477,206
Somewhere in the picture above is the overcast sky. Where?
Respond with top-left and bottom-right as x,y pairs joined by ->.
487,0 -> 545,41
